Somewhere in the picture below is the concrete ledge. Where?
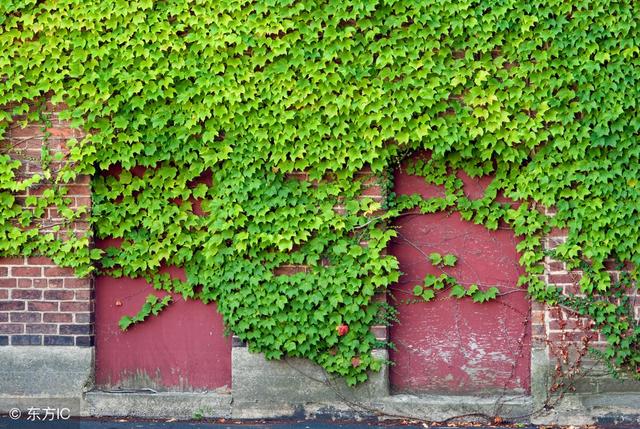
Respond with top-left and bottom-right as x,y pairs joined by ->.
0,346 -> 93,409
377,394 -> 532,423
533,393 -> 640,426
0,396 -> 82,416
83,391 -> 232,419
231,348 -> 389,418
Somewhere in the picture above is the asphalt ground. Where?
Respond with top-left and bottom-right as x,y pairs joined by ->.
0,416 -> 542,429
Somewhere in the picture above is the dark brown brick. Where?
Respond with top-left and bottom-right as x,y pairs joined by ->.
10,312 -> 41,323
11,335 -> 42,345
75,336 -> 94,347
59,324 -> 91,335
74,290 -> 93,300
74,313 -> 94,324
43,335 -> 74,346
11,289 -> 42,300
26,323 -> 57,334
0,324 -> 24,334
43,313 -> 73,323
60,301 -> 91,312
273,265 -> 308,276
0,301 -> 25,311
43,290 -> 74,300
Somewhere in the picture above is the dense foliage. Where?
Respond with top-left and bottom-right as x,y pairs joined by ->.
1,0 -> 638,382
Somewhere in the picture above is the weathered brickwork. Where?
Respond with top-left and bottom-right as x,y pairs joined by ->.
533,223 -> 639,391
0,103 -> 92,347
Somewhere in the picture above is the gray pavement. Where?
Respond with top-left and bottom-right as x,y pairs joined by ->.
0,417 -> 539,429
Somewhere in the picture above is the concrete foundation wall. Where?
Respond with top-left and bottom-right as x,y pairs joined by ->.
0,346 -> 93,415
0,341 -> 638,424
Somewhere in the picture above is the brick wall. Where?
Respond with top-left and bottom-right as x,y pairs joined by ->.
533,222 -> 640,391
0,102 -> 93,348
1,99 -> 637,394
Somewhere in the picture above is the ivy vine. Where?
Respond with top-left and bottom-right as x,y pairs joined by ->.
0,0 -> 638,383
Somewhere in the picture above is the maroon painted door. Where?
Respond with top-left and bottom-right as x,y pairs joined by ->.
95,259 -> 231,391
388,161 -> 531,394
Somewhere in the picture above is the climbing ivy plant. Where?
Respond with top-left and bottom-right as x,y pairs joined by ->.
1,0 -> 638,383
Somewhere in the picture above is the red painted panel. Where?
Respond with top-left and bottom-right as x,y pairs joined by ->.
95,265 -> 231,391
389,161 -> 531,394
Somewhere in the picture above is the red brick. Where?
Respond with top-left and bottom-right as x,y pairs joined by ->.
33,279 -> 47,288
531,310 -> 545,325
563,284 -> 582,294
0,278 -> 16,288
548,227 -> 569,238
547,273 -> 580,284
361,184 -> 383,197
60,301 -> 92,312
371,325 -> 387,340
547,261 -> 565,272
75,175 -> 91,184
285,172 -> 309,181
0,257 -> 25,265
0,290 -> 7,300
0,312 -> 7,323
26,323 -> 58,334
74,290 -> 92,300
28,301 -> 59,312
27,256 -> 54,265
73,197 -> 91,207
11,267 -> 42,277
43,313 -> 73,323
43,290 -> 74,300
44,267 -> 75,277
63,278 -> 89,288
547,331 -> 596,343
46,127 -> 75,138
17,279 -> 32,288
9,124 -> 43,138
273,265 -> 308,275
48,279 -> 64,288
0,267 -> 7,276
64,184 -> 90,196
548,318 -> 592,331
11,289 -> 42,300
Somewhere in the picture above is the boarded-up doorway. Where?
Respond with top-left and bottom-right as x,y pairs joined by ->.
95,253 -> 231,391
388,159 -> 531,394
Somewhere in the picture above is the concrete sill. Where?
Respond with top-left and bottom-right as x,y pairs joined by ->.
83,390 -> 232,419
